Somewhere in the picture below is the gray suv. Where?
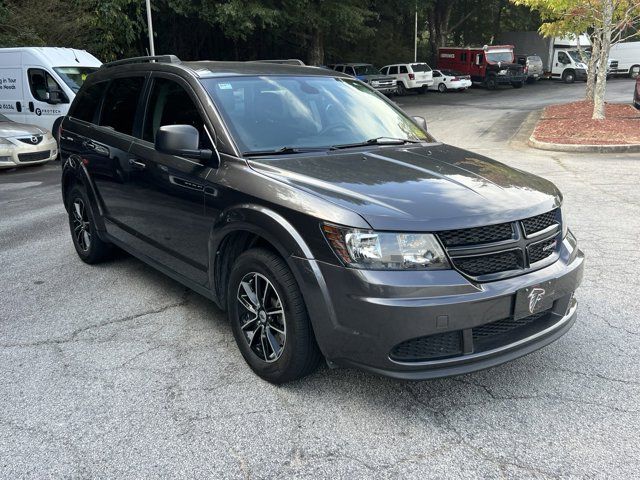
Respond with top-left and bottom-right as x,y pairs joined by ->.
333,63 -> 397,94
60,56 -> 583,384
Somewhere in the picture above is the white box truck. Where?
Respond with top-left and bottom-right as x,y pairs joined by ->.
0,47 -> 101,136
499,32 -> 594,83
609,42 -> 640,78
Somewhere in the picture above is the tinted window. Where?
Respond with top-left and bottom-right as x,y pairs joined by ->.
100,77 -> 145,135
399,66 -> 408,74
71,82 -> 107,123
411,63 -> 432,72
390,66 -> 399,75
143,77 -> 211,149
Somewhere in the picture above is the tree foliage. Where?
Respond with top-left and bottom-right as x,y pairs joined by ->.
1,0 -> 543,65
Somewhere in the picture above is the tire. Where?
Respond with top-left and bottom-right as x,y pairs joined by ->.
438,82 -> 447,93
512,81 -> 524,89
228,248 -> 322,384
396,81 -> 407,96
562,70 -> 575,84
630,65 -> 640,79
52,117 -> 63,161
66,185 -> 112,264
485,76 -> 497,90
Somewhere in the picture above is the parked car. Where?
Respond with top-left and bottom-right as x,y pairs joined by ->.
515,54 -> 544,83
380,63 -> 433,95
634,75 -> 640,109
438,45 -> 526,89
60,56 -> 583,384
332,63 -> 397,94
607,41 -> 640,78
0,113 -> 57,169
429,69 -> 472,92
0,47 -> 101,136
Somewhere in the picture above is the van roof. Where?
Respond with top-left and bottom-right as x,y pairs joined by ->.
0,47 -> 102,67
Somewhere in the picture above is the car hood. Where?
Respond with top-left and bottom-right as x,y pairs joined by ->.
0,121 -> 47,138
358,74 -> 395,82
248,144 -> 562,231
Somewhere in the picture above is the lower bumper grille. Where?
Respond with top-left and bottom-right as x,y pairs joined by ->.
390,308 -> 554,363
18,150 -> 50,162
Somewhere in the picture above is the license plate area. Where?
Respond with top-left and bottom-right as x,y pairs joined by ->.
514,279 -> 557,320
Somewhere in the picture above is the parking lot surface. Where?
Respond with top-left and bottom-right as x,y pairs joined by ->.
1,79 -> 639,478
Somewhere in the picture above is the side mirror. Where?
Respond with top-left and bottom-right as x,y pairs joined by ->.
412,116 -> 428,132
155,124 -> 219,165
48,90 -> 63,105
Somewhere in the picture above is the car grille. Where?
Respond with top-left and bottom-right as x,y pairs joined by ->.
436,209 -> 561,281
18,150 -> 50,162
390,331 -> 462,361
438,222 -> 513,247
453,250 -> 523,276
390,308 -> 554,363
17,135 -> 43,145
521,209 -> 558,236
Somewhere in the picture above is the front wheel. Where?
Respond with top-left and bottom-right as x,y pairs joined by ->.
228,248 -> 322,384
512,81 -> 524,89
485,76 -> 497,90
630,65 -> 640,79
562,70 -> 576,84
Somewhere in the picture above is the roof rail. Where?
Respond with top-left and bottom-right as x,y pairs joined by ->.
249,59 -> 306,66
101,55 -> 181,69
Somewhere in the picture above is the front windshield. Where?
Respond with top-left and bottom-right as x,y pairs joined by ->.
568,50 -> 589,63
53,67 -> 99,92
203,76 -> 433,154
353,65 -> 381,76
486,52 -> 513,63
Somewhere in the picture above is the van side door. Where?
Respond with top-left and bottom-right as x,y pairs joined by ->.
22,67 -> 69,131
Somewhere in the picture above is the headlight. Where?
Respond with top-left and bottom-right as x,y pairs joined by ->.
322,224 -> 450,270
371,81 -> 379,87
498,69 -> 508,75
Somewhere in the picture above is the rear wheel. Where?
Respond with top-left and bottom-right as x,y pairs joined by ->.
228,248 -> 322,384
438,82 -> 447,93
396,81 -> 407,96
66,185 -> 112,264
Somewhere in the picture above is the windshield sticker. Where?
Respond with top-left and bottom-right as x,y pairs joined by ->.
218,83 -> 232,90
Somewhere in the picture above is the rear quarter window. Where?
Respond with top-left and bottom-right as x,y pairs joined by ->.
70,82 -> 107,123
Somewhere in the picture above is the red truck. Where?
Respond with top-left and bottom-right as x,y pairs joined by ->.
437,45 -> 526,89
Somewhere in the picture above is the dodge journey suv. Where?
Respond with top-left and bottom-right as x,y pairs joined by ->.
60,56 -> 584,384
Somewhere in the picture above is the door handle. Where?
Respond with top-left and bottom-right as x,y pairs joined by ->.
16,101 -> 22,112
29,101 -> 34,112
129,159 -> 146,170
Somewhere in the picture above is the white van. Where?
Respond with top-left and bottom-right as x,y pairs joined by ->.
609,42 -> 640,78
0,47 -> 102,136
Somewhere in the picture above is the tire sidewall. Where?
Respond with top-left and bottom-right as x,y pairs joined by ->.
438,83 -> 447,92
227,250 -> 310,383
66,185 -> 100,262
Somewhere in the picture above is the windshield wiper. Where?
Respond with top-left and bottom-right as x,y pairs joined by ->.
330,137 -> 422,150
243,146 -> 328,157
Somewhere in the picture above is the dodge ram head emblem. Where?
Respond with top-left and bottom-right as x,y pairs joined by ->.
528,287 -> 546,314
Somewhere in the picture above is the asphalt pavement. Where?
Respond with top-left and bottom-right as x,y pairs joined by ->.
1,78 -> 639,479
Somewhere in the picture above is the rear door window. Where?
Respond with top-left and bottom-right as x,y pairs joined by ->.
399,66 -> 408,74
389,66 -> 399,75
71,82 -> 107,123
99,77 -> 145,136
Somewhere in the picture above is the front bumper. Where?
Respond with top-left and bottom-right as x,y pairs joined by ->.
374,86 -> 398,95
294,235 -> 584,380
496,74 -> 526,84
0,138 -> 58,169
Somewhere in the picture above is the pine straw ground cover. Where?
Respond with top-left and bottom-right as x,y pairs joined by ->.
532,100 -> 640,145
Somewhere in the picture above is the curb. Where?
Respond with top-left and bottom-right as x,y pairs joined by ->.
527,136 -> 640,153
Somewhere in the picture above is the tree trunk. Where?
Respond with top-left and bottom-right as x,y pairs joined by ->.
308,27 -> 324,66
593,0 -> 613,120
585,33 -> 601,102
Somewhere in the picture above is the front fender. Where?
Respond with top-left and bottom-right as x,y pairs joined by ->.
61,155 -> 106,232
